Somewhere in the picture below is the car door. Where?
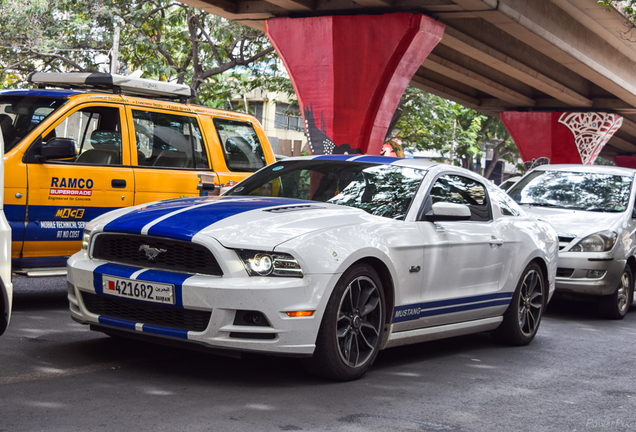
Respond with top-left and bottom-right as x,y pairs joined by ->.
127,107 -> 217,204
414,173 -> 508,328
23,103 -> 134,266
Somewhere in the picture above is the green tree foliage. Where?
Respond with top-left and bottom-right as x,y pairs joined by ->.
0,0 -> 281,106
386,87 -> 521,175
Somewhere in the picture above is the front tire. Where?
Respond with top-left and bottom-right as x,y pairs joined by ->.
599,265 -> 633,320
303,263 -> 385,381
493,262 -> 545,346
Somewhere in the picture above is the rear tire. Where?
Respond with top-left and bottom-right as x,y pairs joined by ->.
493,262 -> 545,346
599,265 -> 633,320
302,263 -> 385,381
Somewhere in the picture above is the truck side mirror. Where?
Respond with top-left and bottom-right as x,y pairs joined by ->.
39,138 -> 77,161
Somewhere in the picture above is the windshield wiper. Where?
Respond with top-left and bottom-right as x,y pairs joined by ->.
524,203 -> 567,209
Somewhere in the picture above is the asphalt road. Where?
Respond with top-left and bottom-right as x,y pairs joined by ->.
1,275 -> 636,432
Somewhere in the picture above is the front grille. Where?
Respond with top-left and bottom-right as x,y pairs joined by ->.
558,236 -> 575,250
557,268 -> 575,278
82,292 -> 211,332
92,234 -> 223,276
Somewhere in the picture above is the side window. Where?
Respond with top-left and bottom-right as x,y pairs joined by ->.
429,175 -> 491,222
213,118 -> 266,172
490,186 -> 523,217
49,106 -> 122,165
132,110 -> 208,169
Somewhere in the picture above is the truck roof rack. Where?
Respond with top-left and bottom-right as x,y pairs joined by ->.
28,72 -> 196,100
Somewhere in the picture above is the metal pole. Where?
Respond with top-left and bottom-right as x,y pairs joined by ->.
111,26 -> 120,74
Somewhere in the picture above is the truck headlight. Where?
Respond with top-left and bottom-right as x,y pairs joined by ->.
570,231 -> 617,252
81,229 -> 92,252
237,250 -> 303,278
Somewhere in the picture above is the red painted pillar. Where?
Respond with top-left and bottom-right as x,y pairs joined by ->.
265,14 -> 444,155
500,111 -> 623,169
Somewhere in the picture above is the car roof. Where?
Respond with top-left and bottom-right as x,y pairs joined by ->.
276,154 -> 494,178
530,164 -> 636,177
280,154 -> 435,168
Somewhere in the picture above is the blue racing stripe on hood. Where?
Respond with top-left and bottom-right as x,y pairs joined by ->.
147,197 -> 310,241
103,197 -> 213,235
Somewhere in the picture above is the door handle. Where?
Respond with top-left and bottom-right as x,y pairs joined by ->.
489,238 -> 504,246
112,179 -> 127,188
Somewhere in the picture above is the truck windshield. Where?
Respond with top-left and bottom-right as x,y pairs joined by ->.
0,96 -> 67,153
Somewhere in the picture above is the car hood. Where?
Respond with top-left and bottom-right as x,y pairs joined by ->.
101,196 -> 374,250
520,205 -> 624,238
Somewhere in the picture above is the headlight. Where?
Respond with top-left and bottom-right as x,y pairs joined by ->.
570,231 -> 617,252
81,229 -> 92,252
237,250 -> 303,278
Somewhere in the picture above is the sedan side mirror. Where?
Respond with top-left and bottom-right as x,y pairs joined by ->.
426,202 -> 472,222
39,138 -> 77,161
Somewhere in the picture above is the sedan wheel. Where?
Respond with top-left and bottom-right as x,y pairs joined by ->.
303,263 -> 385,381
599,265 -> 633,320
493,262 -> 544,345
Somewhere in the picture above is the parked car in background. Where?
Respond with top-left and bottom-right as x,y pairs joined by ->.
0,133 -> 13,336
499,176 -> 521,192
1,72 -> 275,275
67,156 -> 558,380
508,164 -> 636,319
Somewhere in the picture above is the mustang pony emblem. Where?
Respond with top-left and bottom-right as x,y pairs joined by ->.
139,245 -> 167,260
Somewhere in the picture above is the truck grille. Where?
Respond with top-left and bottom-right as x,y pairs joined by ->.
81,292 -> 211,332
92,233 -> 223,276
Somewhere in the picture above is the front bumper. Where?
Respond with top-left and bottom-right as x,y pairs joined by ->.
67,254 -> 337,356
554,252 -> 625,296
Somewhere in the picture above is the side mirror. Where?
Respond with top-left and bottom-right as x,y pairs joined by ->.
39,138 -> 77,161
426,202 -> 472,222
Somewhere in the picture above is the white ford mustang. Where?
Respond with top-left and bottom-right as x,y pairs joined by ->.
67,156 -> 558,380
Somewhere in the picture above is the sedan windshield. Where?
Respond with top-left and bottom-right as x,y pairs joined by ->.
225,160 -> 428,220
508,170 -> 633,212
1,95 -> 67,152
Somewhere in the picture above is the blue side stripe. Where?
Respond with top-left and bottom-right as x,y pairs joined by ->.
393,293 -> 513,323
147,197 -> 308,242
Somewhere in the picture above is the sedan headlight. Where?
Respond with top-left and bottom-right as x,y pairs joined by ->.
81,229 -> 92,252
237,250 -> 303,278
570,231 -> 617,252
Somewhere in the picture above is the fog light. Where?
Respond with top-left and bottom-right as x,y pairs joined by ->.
586,270 -> 606,279
286,311 -> 315,317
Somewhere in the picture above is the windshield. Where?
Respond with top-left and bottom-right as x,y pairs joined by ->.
508,170 -> 633,212
225,160 -> 428,220
0,95 -> 67,153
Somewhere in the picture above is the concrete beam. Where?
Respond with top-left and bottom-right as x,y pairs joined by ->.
410,74 -> 481,107
264,0 -> 316,11
440,27 -> 593,107
472,0 -> 636,107
423,53 -> 536,106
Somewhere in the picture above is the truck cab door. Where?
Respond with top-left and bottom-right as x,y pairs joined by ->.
22,103 -> 134,268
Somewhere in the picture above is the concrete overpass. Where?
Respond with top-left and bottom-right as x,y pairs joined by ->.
181,0 -> 636,163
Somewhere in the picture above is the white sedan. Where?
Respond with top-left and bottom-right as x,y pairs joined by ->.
67,156 -> 558,380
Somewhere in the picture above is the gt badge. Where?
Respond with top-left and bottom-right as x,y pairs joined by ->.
139,245 -> 167,260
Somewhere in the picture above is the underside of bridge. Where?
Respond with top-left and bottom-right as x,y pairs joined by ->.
181,0 -> 636,161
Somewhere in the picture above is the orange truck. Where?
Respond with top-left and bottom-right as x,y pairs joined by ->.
1,73 -> 275,275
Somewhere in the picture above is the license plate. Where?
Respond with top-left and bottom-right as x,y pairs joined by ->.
102,276 -> 175,305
